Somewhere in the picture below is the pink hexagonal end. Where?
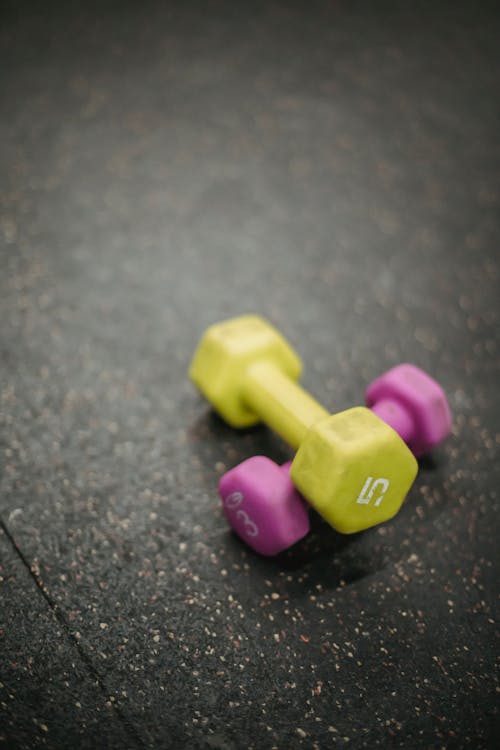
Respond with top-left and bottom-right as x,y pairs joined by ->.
366,363 -> 452,456
218,456 -> 310,556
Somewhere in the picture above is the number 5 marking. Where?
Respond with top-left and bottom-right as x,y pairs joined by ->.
356,477 -> 390,507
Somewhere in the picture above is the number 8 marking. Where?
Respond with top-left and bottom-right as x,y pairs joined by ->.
235,510 -> 259,537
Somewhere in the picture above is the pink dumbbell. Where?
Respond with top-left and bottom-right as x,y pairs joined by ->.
219,364 -> 452,555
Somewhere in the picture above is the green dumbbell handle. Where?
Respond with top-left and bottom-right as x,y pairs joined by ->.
241,361 -> 329,450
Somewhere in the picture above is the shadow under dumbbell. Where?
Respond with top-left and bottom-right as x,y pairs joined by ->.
234,520 -> 387,594
189,407 -> 293,466
278,513 -> 358,568
191,408 -> 449,590
187,407 -> 242,442
417,453 -> 438,471
221,507 -> 383,588
283,543 -> 387,593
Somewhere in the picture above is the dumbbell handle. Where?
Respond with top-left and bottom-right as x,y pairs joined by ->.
241,361 -> 328,450
242,362 -> 420,452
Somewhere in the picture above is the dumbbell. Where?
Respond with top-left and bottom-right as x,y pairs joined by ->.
219,363 -> 452,554
189,315 -> 451,548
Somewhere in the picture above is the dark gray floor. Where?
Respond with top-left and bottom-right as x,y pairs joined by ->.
1,1 -> 499,748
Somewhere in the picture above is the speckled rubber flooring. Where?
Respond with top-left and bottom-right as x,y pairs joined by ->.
1,1 -> 499,748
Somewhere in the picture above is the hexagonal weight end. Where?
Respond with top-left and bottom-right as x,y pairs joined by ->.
189,315 -> 302,427
290,407 -> 418,534
365,364 -> 452,456
219,456 -> 310,555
